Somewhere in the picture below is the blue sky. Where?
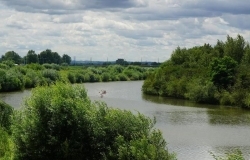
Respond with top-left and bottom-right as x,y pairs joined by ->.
0,0 -> 250,62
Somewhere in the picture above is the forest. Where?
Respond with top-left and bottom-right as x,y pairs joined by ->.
143,35 -> 250,108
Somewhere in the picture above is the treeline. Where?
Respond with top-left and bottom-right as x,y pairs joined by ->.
0,49 -> 71,65
0,61 -> 153,92
143,35 -> 250,108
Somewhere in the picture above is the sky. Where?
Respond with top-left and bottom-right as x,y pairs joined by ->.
0,0 -> 250,62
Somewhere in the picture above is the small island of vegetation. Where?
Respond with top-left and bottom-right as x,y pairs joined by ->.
143,35 -> 250,109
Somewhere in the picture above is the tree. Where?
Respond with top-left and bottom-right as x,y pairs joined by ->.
12,82 -> 175,160
224,34 -> 247,63
62,54 -> 71,65
26,50 -> 38,64
210,56 -> 238,91
38,49 -> 62,64
1,51 -> 21,64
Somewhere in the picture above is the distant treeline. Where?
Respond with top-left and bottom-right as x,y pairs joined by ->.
0,61 -> 154,92
143,34 -> 250,108
0,49 -> 71,65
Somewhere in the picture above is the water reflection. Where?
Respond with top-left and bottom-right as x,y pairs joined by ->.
143,93 -> 250,126
142,94 -> 217,109
207,109 -> 250,126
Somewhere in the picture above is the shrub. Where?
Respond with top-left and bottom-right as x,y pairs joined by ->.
75,72 -> 85,83
0,128 -> 13,159
24,70 -> 40,88
42,69 -> 60,82
0,63 -> 9,70
101,72 -> 110,82
0,101 -> 13,133
185,79 -> 217,103
43,63 -> 53,69
67,72 -> 75,83
0,69 -> 25,91
1,60 -> 15,68
12,82 -> 175,160
118,73 -> 129,81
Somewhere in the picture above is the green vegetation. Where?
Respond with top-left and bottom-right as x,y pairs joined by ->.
1,49 -> 71,65
0,63 -> 153,92
143,35 -> 250,108
0,101 -> 13,133
0,101 -> 14,159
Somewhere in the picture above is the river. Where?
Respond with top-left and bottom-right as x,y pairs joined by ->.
1,81 -> 250,160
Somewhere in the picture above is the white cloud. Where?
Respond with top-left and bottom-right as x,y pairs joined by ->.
0,0 -> 250,61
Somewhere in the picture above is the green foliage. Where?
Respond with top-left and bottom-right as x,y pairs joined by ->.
210,56 -> 238,90
12,82 -> 175,160
1,60 -> 15,68
67,72 -> 75,83
0,63 -> 152,92
1,51 -> 21,64
42,69 -> 60,83
0,128 -> 13,159
185,79 -> 218,103
0,101 -> 13,133
26,50 -> 38,64
0,69 -> 25,92
0,63 -> 9,70
143,35 -> 250,107
25,63 -> 45,70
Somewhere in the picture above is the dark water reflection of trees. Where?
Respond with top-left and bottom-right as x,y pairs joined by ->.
142,94 -> 250,126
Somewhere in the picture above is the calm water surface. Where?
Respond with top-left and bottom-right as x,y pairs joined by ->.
1,81 -> 250,160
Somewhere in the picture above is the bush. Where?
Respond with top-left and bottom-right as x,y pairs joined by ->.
101,72 -> 110,82
75,72 -> 85,83
118,73 -> 129,81
12,82 -> 175,160
0,101 -> 13,133
0,69 -> 25,91
0,128 -> 13,159
0,63 -> 9,70
185,79 -> 217,103
42,69 -> 60,82
24,70 -> 40,88
67,72 -> 75,83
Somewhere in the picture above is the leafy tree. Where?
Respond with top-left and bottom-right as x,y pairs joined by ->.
210,56 -> 238,90
1,51 -> 21,64
26,50 -> 38,64
170,47 -> 188,65
39,49 -> 62,64
224,34 -> 247,63
62,54 -> 71,65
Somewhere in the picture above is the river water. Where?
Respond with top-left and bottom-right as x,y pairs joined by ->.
1,81 -> 250,160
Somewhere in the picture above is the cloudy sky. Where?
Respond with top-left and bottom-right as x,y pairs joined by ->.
1,0 -> 250,62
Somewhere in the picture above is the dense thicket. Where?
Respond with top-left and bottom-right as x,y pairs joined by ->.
143,35 -> 250,108
0,63 -> 153,92
11,82 -> 175,160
